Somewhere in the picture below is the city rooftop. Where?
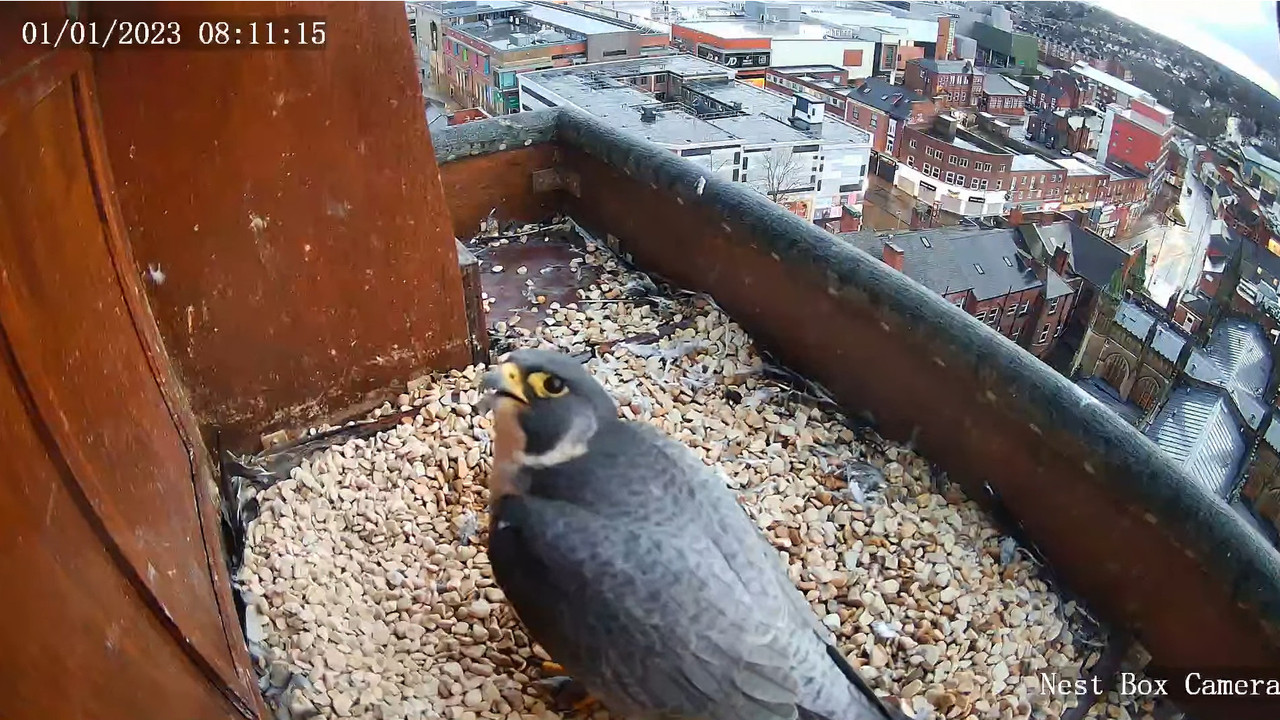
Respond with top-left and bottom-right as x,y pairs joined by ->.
520,56 -> 873,148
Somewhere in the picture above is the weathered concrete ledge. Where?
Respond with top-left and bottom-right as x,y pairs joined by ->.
432,109 -> 558,165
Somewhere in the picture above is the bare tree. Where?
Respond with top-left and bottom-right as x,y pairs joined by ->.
756,148 -> 809,204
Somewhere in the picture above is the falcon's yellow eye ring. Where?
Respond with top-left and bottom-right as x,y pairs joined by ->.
528,371 -> 569,398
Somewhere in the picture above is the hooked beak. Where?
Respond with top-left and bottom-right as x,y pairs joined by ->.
480,362 -> 529,408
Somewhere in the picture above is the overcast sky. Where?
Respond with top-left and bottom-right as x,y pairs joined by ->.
1092,0 -> 1280,97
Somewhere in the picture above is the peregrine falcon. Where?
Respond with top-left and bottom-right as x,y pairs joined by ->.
480,349 -> 910,720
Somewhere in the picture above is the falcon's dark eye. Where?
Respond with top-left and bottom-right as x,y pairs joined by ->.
528,371 -> 569,398
542,375 -> 566,395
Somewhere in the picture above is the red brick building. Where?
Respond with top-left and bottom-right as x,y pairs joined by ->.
1007,155 -> 1067,212
980,72 -> 1028,117
1028,70 -> 1096,112
844,227 -> 1078,357
896,116 -> 1015,213
904,58 -> 982,110
765,67 -> 936,155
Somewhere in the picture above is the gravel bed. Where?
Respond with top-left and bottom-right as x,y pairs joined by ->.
236,225 -> 1165,720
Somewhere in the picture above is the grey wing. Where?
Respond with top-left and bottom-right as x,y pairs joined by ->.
628,423 -> 830,639
629,424 -> 884,720
514,493 -> 804,720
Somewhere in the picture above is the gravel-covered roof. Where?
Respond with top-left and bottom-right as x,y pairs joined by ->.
233,219 -> 1156,720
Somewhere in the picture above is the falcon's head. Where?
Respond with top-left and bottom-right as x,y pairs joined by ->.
481,350 -> 616,476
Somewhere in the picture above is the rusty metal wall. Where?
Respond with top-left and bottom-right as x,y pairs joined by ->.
434,110 -> 1280,719
0,8 -> 263,717
90,2 -> 472,450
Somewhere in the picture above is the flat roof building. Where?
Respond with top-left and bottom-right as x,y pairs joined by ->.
439,1 -> 669,115
519,55 -> 872,224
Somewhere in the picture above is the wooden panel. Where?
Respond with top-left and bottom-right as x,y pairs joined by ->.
0,66 -> 245,692
0,340 -> 244,720
0,22 -> 261,716
90,2 -> 471,449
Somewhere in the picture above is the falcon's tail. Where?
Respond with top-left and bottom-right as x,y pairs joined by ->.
800,643 -> 916,720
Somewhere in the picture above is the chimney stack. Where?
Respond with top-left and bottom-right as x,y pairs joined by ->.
933,113 -> 959,142
1009,207 -> 1025,226
882,240 -> 905,272
1051,245 -> 1070,275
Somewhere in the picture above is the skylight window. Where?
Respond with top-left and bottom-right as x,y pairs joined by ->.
974,263 -> 985,275
920,236 -> 932,248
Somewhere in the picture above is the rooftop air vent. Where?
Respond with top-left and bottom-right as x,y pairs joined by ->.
640,107 -> 658,123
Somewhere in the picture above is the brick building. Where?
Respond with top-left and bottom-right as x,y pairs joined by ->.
1099,97 -> 1173,180
764,68 -> 936,155
844,226 -> 1077,358
904,58 -> 981,110
443,4 -> 669,115
1007,154 -> 1066,212
980,72 -> 1027,117
1027,69 -> 1096,112
1026,105 -> 1104,155
894,115 -> 1014,216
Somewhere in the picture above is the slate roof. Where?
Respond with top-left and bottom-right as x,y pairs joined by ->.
913,58 -> 973,74
1144,387 -> 1246,498
843,227 -> 1065,302
1185,318 -> 1272,429
983,72 -> 1027,97
1113,300 -> 1188,363
845,77 -> 929,122
1020,222 -> 1129,290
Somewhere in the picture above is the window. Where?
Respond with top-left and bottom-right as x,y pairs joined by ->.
909,138 -> 917,149
1019,301 -> 1029,315
1003,257 -> 1013,268
1037,325 -> 1050,344
958,157 -> 970,168
852,108 -> 860,121
996,180 -> 1003,190
930,165 -> 940,178
945,171 -> 955,184
956,174 -> 965,186
1054,323 -> 1063,337
980,179 -> 989,190
907,155 -> 916,167
1012,327 -> 1021,340
1048,298 -> 1060,314
921,236 -> 932,248
922,162 -> 932,175
988,308 -> 1000,325
973,263 -> 985,274
870,116 -> 878,129
976,310 -> 987,321
971,177 -> 980,189
948,154 -> 958,166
